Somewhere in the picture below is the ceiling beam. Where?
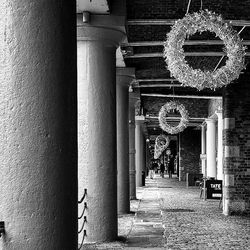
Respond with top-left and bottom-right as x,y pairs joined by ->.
146,116 -> 205,121
124,51 -> 250,58
134,79 -> 181,87
127,19 -> 250,27
146,120 -> 203,127
141,93 -> 222,99
121,40 -> 250,46
135,83 -> 182,88
137,79 -> 177,82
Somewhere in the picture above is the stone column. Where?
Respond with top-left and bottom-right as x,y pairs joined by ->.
77,23 -> 125,242
145,139 -> 150,178
205,118 -> 217,178
129,95 -> 138,199
222,71 -> 250,216
135,119 -> 144,187
216,110 -> 223,180
0,2 -> 77,249
201,124 -> 206,175
116,68 -> 135,214
141,133 -> 146,186
178,133 -> 182,181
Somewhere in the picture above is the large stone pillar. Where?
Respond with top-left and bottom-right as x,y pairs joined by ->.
129,95 -> 138,199
205,118 -> 217,178
135,119 -> 144,187
77,22 -> 125,242
0,1 -> 77,249
201,124 -> 206,175
116,68 -> 135,214
222,71 -> 250,216
216,110 -> 223,180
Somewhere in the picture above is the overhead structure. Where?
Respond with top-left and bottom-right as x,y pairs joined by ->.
164,10 -> 246,90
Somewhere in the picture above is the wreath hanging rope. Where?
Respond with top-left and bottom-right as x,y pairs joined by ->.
154,134 -> 170,159
164,9 -> 246,90
158,101 -> 189,134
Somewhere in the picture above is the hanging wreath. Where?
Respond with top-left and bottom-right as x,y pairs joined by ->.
158,101 -> 189,134
154,134 -> 170,159
164,9 -> 246,90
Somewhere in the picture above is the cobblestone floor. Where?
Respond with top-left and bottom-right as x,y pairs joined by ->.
82,175 -> 250,249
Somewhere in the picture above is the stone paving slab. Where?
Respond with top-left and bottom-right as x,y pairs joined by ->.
157,176 -> 250,250
82,175 -> 250,249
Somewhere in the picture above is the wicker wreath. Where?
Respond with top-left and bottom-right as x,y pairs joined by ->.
164,9 -> 246,90
154,134 -> 170,159
158,101 -> 189,134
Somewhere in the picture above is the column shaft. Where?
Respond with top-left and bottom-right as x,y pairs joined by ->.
206,119 -> 217,178
201,125 -> 206,175
135,121 -> 143,187
145,140 -> 150,178
141,131 -> 146,186
116,69 -> 134,214
77,25 -> 125,242
129,104 -> 136,199
216,111 -> 223,180
0,1 -> 77,249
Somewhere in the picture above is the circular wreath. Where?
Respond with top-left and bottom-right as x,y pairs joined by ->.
158,101 -> 189,134
154,134 -> 170,159
164,9 -> 246,90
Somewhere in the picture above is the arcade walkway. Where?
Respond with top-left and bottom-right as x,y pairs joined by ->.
82,175 -> 250,250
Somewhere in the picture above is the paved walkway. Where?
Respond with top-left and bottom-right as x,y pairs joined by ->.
82,175 -> 250,249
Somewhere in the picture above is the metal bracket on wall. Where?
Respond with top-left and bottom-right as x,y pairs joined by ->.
0,221 -> 5,237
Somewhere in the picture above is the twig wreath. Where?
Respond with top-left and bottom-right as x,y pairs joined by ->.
158,101 -> 189,134
154,134 -> 170,159
164,9 -> 246,90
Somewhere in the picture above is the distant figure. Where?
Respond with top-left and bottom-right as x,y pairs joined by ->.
160,162 -> 165,178
168,155 -> 175,178
149,161 -> 158,179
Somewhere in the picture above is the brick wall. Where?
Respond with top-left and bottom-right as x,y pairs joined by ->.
179,127 -> 201,181
143,97 -> 208,118
223,70 -> 250,216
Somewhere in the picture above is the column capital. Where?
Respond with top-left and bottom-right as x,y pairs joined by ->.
116,67 -> 135,87
205,118 -> 217,124
135,116 -> 145,123
77,24 -> 125,47
116,67 -> 135,77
